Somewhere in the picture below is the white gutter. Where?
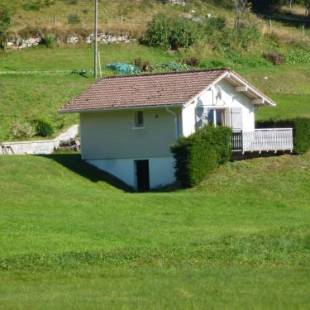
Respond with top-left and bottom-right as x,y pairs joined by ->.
60,103 -> 183,114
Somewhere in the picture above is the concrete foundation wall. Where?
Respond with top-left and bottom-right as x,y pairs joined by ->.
88,156 -> 175,189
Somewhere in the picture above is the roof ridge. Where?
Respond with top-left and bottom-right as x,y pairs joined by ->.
97,67 -> 231,81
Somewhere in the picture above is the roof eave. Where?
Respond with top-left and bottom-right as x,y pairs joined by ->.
226,72 -> 276,107
59,103 -> 183,114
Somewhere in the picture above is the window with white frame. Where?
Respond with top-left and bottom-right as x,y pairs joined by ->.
134,111 -> 144,128
207,108 -> 226,127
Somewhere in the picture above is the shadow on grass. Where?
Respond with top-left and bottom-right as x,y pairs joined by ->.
260,12 -> 310,28
41,153 -> 134,192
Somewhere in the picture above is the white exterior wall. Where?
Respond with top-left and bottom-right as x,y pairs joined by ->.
80,108 -> 180,160
88,157 -> 175,189
181,79 -> 255,136
182,101 -> 196,137
80,108 -> 179,189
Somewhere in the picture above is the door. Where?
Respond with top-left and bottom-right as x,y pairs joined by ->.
135,160 -> 150,192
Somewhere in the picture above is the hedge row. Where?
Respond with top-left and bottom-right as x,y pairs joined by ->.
171,126 -> 232,188
256,118 -> 310,154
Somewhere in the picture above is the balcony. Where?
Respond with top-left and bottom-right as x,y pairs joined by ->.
232,128 -> 294,153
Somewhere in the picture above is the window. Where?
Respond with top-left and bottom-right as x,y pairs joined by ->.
134,111 -> 144,128
207,109 -> 226,127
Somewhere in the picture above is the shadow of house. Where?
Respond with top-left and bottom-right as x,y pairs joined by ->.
41,154 -> 134,192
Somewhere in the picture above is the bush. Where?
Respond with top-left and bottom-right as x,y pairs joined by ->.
263,51 -> 285,65
141,14 -> 201,50
134,58 -> 152,72
0,5 -> 11,49
256,118 -> 310,154
22,0 -> 55,11
10,122 -> 35,139
141,14 -> 170,48
31,119 -> 54,137
171,126 -> 232,188
169,17 -> 201,50
67,14 -> 80,25
153,62 -> 190,72
204,16 -> 226,34
286,48 -> 310,65
229,26 -> 261,51
64,0 -> 79,4
71,69 -> 89,77
183,57 -> 200,67
200,59 -> 231,69
40,33 -> 57,48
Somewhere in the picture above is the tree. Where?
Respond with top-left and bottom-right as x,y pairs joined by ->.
233,0 -> 249,30
304,0 -> 310,16
0,5 -> 11,49
250,0 -> 285,13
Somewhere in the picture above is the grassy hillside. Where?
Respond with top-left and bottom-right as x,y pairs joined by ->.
1,44 -> 310,141
4,0 -> 309,40
0,152 -> 309,307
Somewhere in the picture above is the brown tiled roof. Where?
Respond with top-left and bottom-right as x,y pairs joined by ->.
60,69 -> 229,113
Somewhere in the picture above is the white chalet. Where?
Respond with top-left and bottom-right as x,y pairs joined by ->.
61,69 -> 293,191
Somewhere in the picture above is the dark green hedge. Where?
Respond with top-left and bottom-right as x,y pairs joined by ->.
171,126 -> 232,188
256,118 -> 310,154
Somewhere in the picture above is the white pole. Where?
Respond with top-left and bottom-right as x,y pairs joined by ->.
98,51 -> 102,78
94,0 -> 98,79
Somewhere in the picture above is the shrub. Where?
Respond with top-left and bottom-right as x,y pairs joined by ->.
22,0 -> 55,11
0,5 -> 11,49
134,58 -> 152,72
141,14 -> 170,48
31,119 -> 54,137
169,17 -> 201,50
141,14 -> 201,50
40,33 -> 57,48
22,1 -> 41,11
183,57 -> 200,67
204,16 -> 226,34
256,118 -> 310,154
229,26 -> 261,51
171,126 -> 232,188
67,14 -> 80,25
286,48 -> 310,65
263,51 -> 285,65
10,122 -> 35,139
153,62 -> 190,72
200,59 -> 231,69
64,0 -> 79,4
71,69 -> 89,77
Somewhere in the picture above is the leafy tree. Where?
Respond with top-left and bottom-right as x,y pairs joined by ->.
233,0 -> 250,30
250,0 -> 286,13
0,5 -> 11,49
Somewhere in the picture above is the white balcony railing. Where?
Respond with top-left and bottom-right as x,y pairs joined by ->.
232,128 -> 294,153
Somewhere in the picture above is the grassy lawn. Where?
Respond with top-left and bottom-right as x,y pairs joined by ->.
0,44 -> 175,72
0,152 -> 309,308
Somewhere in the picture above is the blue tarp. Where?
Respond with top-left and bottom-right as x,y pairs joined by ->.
106,63 -> 141,75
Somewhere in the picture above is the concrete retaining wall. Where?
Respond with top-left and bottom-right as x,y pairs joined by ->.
0,124 -> 79,155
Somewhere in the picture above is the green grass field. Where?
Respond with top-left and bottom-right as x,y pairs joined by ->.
0,40 -> 310,308
0,152 -> 309,308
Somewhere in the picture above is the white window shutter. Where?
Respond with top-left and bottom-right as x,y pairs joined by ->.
230,108 -> 243,131
225,108 -> 231,127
